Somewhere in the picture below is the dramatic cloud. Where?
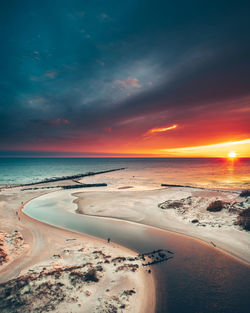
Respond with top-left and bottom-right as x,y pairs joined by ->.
49,118 -> 69,125
114,78 -> 142,89
0,0 -> 249,156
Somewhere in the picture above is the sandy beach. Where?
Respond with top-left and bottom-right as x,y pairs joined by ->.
2,0 -> 250,311
0,170 -> 249,313
73,187 -> 250,264
0,185 -> 155,313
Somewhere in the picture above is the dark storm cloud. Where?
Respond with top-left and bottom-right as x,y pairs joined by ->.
0,0 -> 249,151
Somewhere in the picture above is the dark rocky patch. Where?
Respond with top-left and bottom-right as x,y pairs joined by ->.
192,219 -> 199,223
139,249 -> 174,266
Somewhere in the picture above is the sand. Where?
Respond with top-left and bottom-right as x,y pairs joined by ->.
74,187 -> 250,264
1,175 -> 249,312
0,185 -> 155,313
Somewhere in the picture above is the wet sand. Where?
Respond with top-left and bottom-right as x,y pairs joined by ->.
0,186 -> 155,313
74,187 -> 250,264
1,174 -> 249,313
21,186 -> 250,313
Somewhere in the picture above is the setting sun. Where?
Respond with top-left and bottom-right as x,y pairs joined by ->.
228,151 -> 237,158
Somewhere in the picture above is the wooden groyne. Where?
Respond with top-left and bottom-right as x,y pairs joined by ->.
161,183 -> 187,188
21,183 -> 108,191
62,183 -> 107,189
5,168 -> 126,188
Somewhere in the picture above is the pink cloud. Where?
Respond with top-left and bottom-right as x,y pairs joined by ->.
114,78 -> 141,89
105,127 -> 112,133
50,118 -> 69,125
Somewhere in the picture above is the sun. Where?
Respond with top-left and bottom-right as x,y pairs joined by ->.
228,151 -> 237,158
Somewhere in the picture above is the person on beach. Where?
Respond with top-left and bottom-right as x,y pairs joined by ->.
107,237 -> 110,243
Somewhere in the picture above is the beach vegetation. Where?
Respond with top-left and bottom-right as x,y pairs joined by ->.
239,190 -> 250,197
159,200 -> 183,209
85,268 -> 99,282
237,208 -> 250,231
206,200 -> 225,212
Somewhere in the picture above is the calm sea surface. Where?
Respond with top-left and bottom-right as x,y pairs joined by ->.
0,158 -> 249,189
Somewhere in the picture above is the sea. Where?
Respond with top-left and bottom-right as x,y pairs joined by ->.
0,157 -> 249,189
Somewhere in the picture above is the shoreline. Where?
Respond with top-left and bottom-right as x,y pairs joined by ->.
74,209 -> 250,266
20,201 -> 156,313
73,187 -> 250,265
0,176 -> 249,312
19,186 -> 250,313
0,187 -> 155,313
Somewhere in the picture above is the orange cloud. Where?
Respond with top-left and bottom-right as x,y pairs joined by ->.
147,124 -> 178,134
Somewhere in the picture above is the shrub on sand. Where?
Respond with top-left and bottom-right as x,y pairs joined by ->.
239,190 -> 250,197
206,200 -> 225,212
237,208 -> 250,231
85,268 -> 99,282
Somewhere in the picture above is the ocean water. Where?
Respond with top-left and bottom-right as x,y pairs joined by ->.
0,157 -> 249,189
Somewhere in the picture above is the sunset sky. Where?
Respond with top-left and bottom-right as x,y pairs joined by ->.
0,0 -> 249,157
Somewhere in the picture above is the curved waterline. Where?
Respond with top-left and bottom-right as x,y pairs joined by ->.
23,189 -> 250,313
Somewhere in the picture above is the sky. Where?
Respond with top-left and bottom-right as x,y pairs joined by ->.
0,0 -> 249,157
